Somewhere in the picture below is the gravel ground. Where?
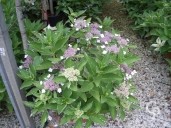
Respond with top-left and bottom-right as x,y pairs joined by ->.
0,0 -> 171,128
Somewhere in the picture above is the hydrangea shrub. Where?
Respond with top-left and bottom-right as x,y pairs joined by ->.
18,18 -> 139,127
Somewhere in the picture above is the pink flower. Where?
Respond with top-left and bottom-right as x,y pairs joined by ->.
90,23 -> 100,29
120,64 -> 132,75
90,27 -> 101,36
73,19 -> 87,31
119,38 -> 128,46
100,31 -> 114,43
63,47 -> 77,58
105,45 -> 120,54
52,63 -> 64,71
23,55 -> 32,68
43,79 -> 60,91
85,32 -> 93,40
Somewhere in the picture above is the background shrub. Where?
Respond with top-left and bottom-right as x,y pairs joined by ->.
121,0 -> 171,67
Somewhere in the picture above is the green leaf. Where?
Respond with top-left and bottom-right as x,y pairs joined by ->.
101,73 -> 123,82
0,93 -> 5,100
109,107 -> 117,119
46,103 -> 58,110
20,80 -> 34,89
29,65 -> 36,78
26,88 -> 39,97
57,104 -> 67,114
100,95 -> 107,103
78,81 -> 94,92
0,85 -> 5,93
78,92 -> 87,102
102,65 -> 119,74
82,102 -> 93,112
63,89 -> 72,98
6,103 -> 13,113
53,76 -> 66,83
128,95 -> 139,103
29,43 -> 42,52
70,83 -> 78,91
119,107 -> 125,120
18,69 -> 31,80
48,58 -> 60,63
24,101 -> 35,108
77,59 -> 87,71
55,37 -> 69,51
90,114 -> 106,125
35,61 -> 52,70
41,110 -> 48,126
106,98 -> 119,107
93,76 -> 101,87
35,101 -> 43,107
75,118 -> 82,128
90,90 -> 100,102
31,109 -> 38,117
60,115 -> 73,125
85,120 -> 92,128
65,58 -> 74,68
85,55 -> 97,75
94,101 -> 101,113
32,56 -> 43,66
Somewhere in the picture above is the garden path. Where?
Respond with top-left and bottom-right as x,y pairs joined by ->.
0,0 -> 171,128
93,1 -> 171,128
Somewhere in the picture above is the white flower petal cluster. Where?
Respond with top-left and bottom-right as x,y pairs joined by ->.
43,25 -> 57,31
41,89 -> 46,94
125,70 -> 137,80
114,81 -> 130,98
151,37 -> 166,51
62,67 -> 80,81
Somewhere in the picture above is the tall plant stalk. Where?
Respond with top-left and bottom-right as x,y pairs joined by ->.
15,0 -> 28,50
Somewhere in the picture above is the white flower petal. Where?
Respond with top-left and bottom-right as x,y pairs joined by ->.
40,81 -> 43,85
24,55 -> 28,58
102,50 -> 107,54
48,68 -> 53,72
154,48 -> 160,51
115,34 -> 120,36
19,66 -> 23,69
105,41 -> 108,44
48,115 -> 52,121
47,25 -> 51,29
101,45 -> 106,48
41,89 -> 46,93
151,44 -> 158,47
99,25 -> 102,28
57,88 -> 62,93
93,36 -> 99,39
100,34 -> 104,38
97,40 -> 100,43
60,56 -> 64,60
68,44 -> 72,47
47,74 -> 51,78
